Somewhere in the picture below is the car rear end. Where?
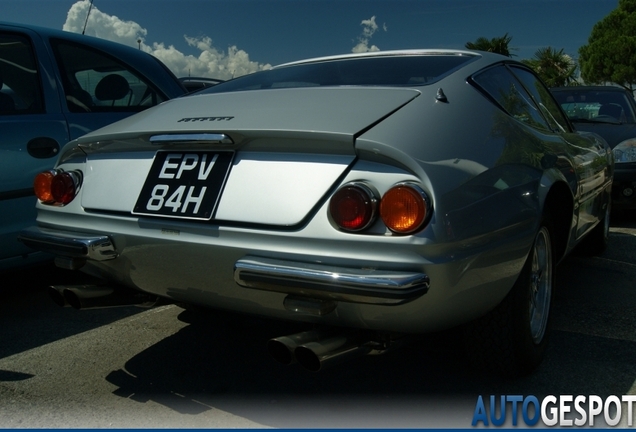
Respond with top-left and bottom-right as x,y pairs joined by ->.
20,51 -> 533,336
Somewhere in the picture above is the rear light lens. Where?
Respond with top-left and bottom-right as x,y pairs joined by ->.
34,170 -> 81,205
380,183 -> 430,234
329,183 -> 377,232
51,172 -> 77,204
33,171 -> 56,203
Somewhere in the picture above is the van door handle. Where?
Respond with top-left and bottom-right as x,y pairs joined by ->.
27,137 -> 60,159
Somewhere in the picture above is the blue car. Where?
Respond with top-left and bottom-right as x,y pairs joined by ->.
0,22 -> 187,271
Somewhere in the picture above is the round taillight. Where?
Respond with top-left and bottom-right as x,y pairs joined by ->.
34,171 -> 56,203
380,184 -> 430,234
329,183 -> 377,232
51,172 -> 77,205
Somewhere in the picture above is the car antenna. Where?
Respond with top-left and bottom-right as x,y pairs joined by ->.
82,0 -> 94,35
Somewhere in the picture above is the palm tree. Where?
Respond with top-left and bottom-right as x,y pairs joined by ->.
522,47 -> 578,87
465,33 -> 515,57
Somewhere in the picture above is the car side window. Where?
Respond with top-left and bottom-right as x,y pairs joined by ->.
509,66 -> 571,133
471,64 -> 551,132
50,39 -> 168,113
0,32 -> 45,115
554,89 -> 636,124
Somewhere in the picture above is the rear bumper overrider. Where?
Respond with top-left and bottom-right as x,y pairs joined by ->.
19,226 -> 117,262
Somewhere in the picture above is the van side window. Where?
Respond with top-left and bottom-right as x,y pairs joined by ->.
0,33 -> 44,115
50,39 -> 168,113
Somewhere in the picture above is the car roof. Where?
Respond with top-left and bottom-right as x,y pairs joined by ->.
551,85 -> 629,93
273,49 -> 486,69
0,21 -> 186,98
1,21 -> 138,54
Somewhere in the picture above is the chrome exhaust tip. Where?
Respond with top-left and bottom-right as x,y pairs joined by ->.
268,330 -> 378,371
63,286 -> 126,310
294,333 -> 372,372
48,284 -> 162,310
48,286 -> 70,307
267,338 -> 295,365
267,330 -> 331,365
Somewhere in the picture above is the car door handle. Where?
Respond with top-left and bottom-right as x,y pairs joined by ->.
27,137 -> 60,159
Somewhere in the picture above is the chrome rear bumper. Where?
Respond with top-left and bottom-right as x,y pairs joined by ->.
19,226 -> 429,306
234,256 -> 429,305
18,226 -> 117,261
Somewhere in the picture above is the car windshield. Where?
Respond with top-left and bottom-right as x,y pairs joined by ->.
201,54 -> 476,94
552,88 -> 636,124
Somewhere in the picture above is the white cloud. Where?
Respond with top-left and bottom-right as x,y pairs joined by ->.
352,16 -> 386,53
62,0 -> 270,80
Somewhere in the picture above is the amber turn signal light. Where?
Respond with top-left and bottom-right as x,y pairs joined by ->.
380,183 -> 429,234
33,171 -> 56,203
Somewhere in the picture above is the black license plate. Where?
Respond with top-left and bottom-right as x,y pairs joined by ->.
133,151 -> 234,220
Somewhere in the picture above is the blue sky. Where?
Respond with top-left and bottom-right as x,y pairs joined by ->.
1,0 -> 618,79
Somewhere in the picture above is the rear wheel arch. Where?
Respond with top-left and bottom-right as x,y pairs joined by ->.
541,181 -> 573,263
463,207 -> 558,377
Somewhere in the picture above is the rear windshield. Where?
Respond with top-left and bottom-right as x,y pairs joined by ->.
202,54 -> 476,94
552,88 -> 636,124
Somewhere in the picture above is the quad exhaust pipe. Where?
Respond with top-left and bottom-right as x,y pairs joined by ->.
50,285 -> 389,371
48,284 -> 164,310
268,330 -> 378,372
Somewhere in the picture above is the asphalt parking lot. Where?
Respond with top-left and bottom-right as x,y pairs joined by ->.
1,216 -> 635,428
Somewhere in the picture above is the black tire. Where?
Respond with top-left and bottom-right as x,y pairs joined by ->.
464,218 -> 555,377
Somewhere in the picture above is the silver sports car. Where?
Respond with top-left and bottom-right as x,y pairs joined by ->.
20,50 -> 613,376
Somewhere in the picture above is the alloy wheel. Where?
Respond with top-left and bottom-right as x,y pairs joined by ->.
529,226 -> 552,344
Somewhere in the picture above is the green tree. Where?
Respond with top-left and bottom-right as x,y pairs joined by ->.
522,47 -> 578,87
465,33 -> 515,57
578,0 -> 636,91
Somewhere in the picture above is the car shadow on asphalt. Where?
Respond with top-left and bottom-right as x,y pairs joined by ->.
102,294 -> 636,427
0,263 -> 142,360
98,214 -> 636,427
